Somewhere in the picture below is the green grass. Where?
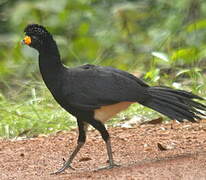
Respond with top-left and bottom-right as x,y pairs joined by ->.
0,82 -> 76,138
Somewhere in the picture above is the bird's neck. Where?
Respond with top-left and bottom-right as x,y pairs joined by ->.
38,39 -> 64,83
39,39 -> 62,67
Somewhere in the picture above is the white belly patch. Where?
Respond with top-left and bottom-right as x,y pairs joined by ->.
94,102 -> 134,123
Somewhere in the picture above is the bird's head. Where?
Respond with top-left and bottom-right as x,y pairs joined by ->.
23,24 -> 52,51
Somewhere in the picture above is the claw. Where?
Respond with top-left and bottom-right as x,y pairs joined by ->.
62,158 -> 66,165
50,164 -> 75,175
111,163 -> 120,168
95,163 -> 120,171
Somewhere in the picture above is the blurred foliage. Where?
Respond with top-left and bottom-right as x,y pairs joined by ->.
0,0 -> 206,137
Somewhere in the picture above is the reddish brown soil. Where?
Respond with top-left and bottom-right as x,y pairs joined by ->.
1,121 -> 206,180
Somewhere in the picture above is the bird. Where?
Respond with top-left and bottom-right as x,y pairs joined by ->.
22,24 -> 206,174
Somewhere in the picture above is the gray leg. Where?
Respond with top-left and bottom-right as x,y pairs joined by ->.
106,138 -> 116,167
51,142 -> 84,174
84,118 -> 119,170
96,138 -> 120,170
51,121 -> 88,174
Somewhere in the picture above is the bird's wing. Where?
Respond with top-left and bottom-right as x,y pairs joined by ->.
63,64 -> 149,110
99,66 -> 149,88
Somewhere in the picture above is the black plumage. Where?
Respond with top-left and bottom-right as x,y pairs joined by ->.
23,24 -> 206,174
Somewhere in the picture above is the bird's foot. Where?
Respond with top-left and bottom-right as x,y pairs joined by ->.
50,160 -> 75,175
95,163 -> 120,171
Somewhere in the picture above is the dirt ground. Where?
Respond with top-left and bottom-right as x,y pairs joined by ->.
1,120 -> 206,180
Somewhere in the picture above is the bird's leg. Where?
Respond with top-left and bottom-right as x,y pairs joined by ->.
95,138 -> 119,171
85,118 -> 119,170
51,141 -> 84,174
105,138 -> 119,168
51,121 -> 87,175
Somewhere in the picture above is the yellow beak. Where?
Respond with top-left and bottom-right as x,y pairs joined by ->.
23,36 -> 32,45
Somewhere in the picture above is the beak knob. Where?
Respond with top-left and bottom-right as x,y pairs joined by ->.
23,36 -> 32,45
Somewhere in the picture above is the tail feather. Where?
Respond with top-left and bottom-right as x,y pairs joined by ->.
151,86 -> 204,100
151,93 -> 205,117
152,98 -> 198,122
141,86 -> 206,122
147,99 -> 192,122
152,90 -> 206,111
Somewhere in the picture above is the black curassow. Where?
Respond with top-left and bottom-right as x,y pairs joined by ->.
23,24 -> 206,174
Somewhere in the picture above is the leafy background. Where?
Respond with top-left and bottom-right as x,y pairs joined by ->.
0,0 -> 206,137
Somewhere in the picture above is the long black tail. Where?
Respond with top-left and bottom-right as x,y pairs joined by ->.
141,86 -> 206,122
